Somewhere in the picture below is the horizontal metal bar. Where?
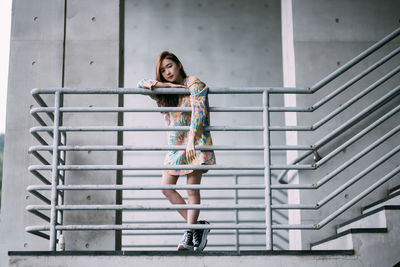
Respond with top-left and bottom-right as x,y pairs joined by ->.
122,230 -> 266,236
28,164 -> 311,171
271,204 -> 316,210
27,184 -> 266,191
310,27 -> 400,92
272,224 -> 317,230
123,172 -> 266,178
269,126 -> 312,131
31,106 -> 264,113
27,204 -> 266,211
30,125 -> 264,133
29,145 -> 265,152
27,223 -> 269,232
31,87 -> 306,95
29,164 -> 266,171
269,145 -> 312,150
26,222 -> 315,231
271,184 -> 314,189
268,106 -> 311,112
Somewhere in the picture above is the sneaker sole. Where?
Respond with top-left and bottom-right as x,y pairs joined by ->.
178,244 -> 194,251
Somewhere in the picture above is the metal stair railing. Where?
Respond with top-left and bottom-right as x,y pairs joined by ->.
26,26 -> 400,251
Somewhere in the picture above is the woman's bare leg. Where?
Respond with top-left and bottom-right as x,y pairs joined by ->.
186,170 -> 203,226
161,170 -> 188,220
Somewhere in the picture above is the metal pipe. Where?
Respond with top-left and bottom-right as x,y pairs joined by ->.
27,204 -> 266,211
32,93 -> 54,121
263,90 -> 273,250
312,46 -> 400,110
26,223 -> 269,231
315,108 -> 400,169
310,27 -> 400,92
277,84 -> 400,182
318,165 -> 400,228
30,145 -> 265,152
48,91 -> 61,251
30,125 -> 264,133
234,175 -> 240,253
31,87 -> 306,95
27,184 -> 266,191
313,66 -> 400,129
32,106 -> 264,113
28,164 -> 312,171
317,144 -> 400,207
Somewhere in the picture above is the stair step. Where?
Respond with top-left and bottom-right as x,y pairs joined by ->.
362,192 -> 400,214
311,228 -> 387,250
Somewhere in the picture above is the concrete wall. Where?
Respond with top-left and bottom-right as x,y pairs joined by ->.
123,0 -> 286,250
289,0 -> 400,248
0,1 -> 121,264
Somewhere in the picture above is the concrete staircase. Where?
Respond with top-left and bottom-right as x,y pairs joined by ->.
311,185 -> 400,265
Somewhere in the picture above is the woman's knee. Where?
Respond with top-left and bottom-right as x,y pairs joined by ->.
162,189 -> 177,198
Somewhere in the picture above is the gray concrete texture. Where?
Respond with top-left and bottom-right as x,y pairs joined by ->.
291,0 -> 400,249
0,0 -> 65,261
122,0 -> 286,250
62,0 -> 120,251
1,0 -> 399,265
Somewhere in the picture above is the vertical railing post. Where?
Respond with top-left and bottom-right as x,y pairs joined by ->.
263,89 -> 273,250
234,174 -> 240,252
49,91 -> 61,250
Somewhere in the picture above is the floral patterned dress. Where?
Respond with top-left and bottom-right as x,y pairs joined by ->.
137,76 -> 216,175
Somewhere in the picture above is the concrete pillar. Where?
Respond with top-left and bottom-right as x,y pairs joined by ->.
0,0 -> 122,262
0,0 -> 65,263
62,0 -> 121,250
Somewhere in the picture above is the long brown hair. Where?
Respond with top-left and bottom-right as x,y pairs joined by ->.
154,51 -> 187,107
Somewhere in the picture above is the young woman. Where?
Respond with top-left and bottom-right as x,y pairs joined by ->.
137,51 -> 216,251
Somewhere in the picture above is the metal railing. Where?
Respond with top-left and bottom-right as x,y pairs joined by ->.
26,27 -> 400,251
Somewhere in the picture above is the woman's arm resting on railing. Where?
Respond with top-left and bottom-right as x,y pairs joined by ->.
137,79 -> 185,90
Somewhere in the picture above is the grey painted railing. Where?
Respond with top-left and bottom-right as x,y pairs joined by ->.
26,27 -> 400,251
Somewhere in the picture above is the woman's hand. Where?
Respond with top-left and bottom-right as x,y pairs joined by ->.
185,136 -> 196,162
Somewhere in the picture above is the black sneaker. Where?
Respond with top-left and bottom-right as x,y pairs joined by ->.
177,231 -> 194,251
193,220 -> 210,251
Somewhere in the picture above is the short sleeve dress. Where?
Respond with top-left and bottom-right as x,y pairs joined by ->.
137,76 -> 216,175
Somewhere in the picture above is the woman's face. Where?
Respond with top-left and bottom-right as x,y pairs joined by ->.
160,58 -> 183,84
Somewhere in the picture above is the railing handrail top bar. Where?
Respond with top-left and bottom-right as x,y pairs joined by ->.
31,87 -> 309,95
